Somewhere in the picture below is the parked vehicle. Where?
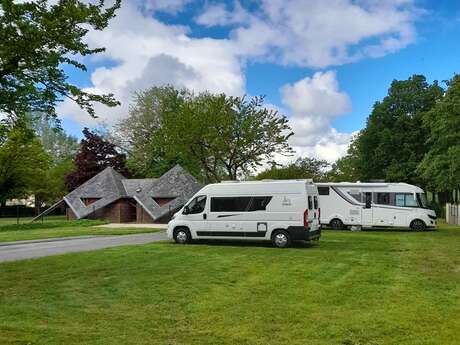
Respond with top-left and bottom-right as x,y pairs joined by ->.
316,182 -> 436,231
167,180 -> 321,248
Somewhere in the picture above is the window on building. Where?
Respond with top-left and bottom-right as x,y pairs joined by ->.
80,198 -> 100,206
376,193 -> 390,205
318,187 -> 330,195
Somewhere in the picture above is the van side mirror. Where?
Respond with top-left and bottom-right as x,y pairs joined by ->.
183,205 -> 190,214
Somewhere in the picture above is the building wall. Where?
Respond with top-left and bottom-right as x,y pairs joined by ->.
136,205 -> 154,223
67,199 -> 137,223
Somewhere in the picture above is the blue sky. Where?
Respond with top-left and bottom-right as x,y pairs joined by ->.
59,0 -> 460,162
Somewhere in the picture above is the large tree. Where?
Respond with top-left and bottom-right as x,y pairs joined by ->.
350,75 -> 443,185
65,128 -> 127,191
154,92 -> 293,181
112,86 -> 196,177
418,75 -> 460,200
0,119 -> 49,205
0,0 -> 120,119
255,157 -> 329,181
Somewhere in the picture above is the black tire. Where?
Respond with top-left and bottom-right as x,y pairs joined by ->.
271,229 -> 291,248
411,219 -> 426,232
330,218 -> 344,230
173,227 -> 192,244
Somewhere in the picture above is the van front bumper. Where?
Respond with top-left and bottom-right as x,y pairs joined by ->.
287,226 -> 321,241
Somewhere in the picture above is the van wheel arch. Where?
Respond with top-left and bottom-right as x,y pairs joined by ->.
330,218 -> 345,230
410,219 -> 426,232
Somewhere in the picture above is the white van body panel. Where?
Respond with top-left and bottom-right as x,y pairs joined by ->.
167,180 -> 321,242
317,182 -> 436,229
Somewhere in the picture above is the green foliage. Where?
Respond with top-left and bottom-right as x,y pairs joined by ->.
349,75 -> 443,184
154,91 -> 293,181
418,75 -> 460,191
0,0 -> 121,119
255,157 -> 329,181
117,86 -> 293,182
114,86 -> 199,178
0,119 -> 50,204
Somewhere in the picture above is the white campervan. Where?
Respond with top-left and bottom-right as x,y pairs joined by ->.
316,182 -> 436,231
167,180 -> 321,248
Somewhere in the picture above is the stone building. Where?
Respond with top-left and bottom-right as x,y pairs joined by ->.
35,165 -> 202,223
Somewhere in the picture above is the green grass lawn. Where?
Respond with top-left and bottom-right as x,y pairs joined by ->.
0,214 -> 67,225
0,219 -> 162,243
0,225 -> 459,344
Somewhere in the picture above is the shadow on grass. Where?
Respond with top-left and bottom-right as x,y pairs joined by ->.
188,238 -> 319,249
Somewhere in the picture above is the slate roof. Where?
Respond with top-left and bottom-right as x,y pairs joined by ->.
34,165 -> 202,222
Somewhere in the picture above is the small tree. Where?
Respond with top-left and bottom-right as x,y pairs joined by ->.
0,0 -> 121,119
0,119 -> 49,205
65,128 -> 127,191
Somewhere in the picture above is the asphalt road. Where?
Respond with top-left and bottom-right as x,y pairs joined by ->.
0,232 -> 168,263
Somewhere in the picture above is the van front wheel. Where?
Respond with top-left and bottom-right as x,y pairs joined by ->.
272,230 -> 291,248
173,227 -> 192,244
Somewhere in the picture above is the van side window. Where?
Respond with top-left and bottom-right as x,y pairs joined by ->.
318,187 -> 329,195
247,196 -> 272,211
377,193 -> 390,205
308,196 -> 313,210
211,197 -> 251,212
186,195 -> 206,214
313,196 -> 318,209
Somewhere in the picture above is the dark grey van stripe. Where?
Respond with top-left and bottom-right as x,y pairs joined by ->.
217,214 -> 239,218
196,231 -> 266,237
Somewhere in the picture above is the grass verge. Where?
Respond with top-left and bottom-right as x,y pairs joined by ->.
0,225 -> 459,344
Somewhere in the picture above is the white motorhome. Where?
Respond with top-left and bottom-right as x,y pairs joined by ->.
316,182 -> 436,231
167,180 -> 321,248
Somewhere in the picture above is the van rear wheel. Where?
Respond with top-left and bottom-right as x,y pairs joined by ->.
272,230 -> 291,248
330,218 -> 344,230
411,220 -> 426,232
173,227 -> 191,244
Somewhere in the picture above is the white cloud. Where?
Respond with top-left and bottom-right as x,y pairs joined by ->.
56,0 -> 422,164
200,0 -> 420,68
281,71 -> 353,162
57,1 -> 244,125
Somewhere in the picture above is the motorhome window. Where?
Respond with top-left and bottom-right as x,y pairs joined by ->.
347,192 -> 362,202
417,193 -> 428,208
211,197 -> 251,212
187,195 -> 206,214
247,196 -> 272,211
395,194 -> 405,207
313,196 -> 318,209
377,193 -> 390,205
405,194 -> 418,207
308,196 -> 313,210
318,187 -> 329,195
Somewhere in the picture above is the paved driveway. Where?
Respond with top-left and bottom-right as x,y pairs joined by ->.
0,232 -> 168,263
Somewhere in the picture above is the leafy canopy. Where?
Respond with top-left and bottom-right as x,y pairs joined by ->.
0,0 -> 121,118
418,75 -> 460,191
255,157 -> 329,181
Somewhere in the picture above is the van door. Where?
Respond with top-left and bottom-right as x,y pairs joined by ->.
183,195 -> 208,234
362,192 -> 373,227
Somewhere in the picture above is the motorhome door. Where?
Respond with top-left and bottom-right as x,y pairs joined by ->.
362,192 -> 373,227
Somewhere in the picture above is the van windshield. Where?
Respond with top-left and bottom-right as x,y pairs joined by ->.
416,193 -> 428,208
